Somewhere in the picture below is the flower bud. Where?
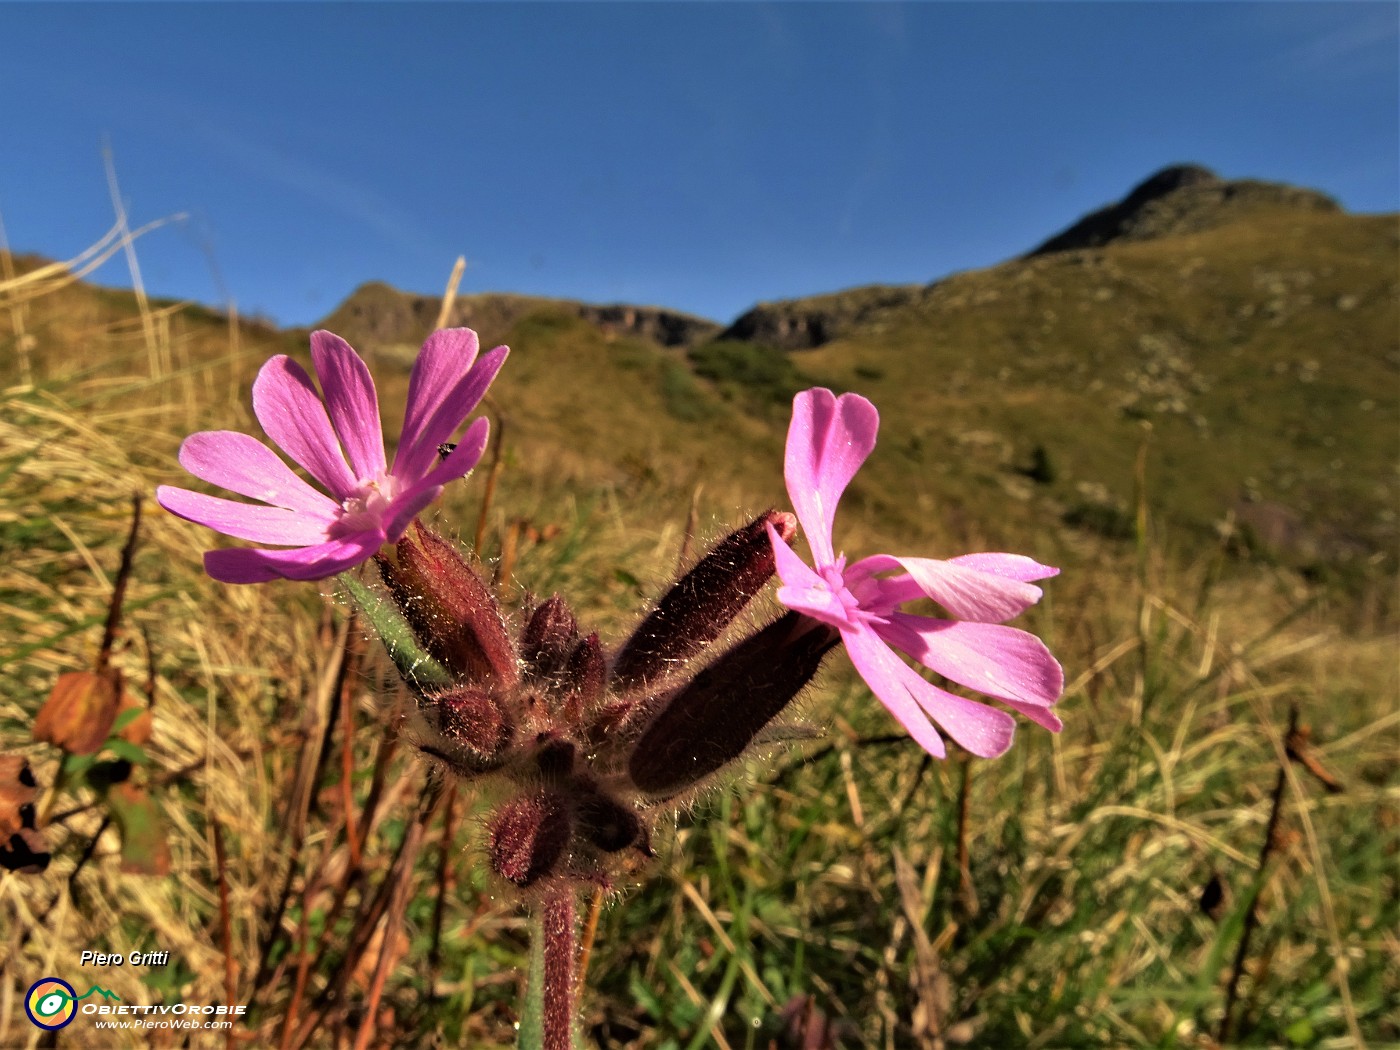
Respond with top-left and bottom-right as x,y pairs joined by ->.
626,612 -> 838,797
520,596 -> 579,680
381,522 -> 518,688
535,737 -> 577,778
585,699 -> 639,749
560,633 -> 605,716
576,791 -> 644,854
611,510 -> 797,693
435,688 -> 511,762
487,792 -> 572,888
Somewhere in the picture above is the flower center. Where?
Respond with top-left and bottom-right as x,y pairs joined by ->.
817,562 -> 867,628
330,474 -> 401,537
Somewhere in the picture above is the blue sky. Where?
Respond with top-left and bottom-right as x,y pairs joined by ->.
2,2 -> 1396,327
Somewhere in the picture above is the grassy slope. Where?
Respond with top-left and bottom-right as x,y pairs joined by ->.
749,208 -> 1398,579
1,205 -> 1396,1048
327,206 -> 1398,616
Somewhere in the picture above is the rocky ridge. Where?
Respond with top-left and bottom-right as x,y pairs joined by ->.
719,165 -> 1347,351
1025,163 -> 1341,256
317,282 -> 720,355
315,165 -> 1349,356
717,284 -> 921,351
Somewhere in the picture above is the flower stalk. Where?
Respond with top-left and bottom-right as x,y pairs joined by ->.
541,891 -> 579,1050
518,891 -> 580,1050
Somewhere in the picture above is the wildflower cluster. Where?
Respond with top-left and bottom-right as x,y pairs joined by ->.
156,325 -> 1064,1038
373,509 -> 835,892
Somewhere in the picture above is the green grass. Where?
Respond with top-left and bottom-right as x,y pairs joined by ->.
773,209 -> 1399,600
0,215 -> 1395,1048
686,340 -> 817,414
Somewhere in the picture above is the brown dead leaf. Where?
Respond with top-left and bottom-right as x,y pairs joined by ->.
0,755 -> 39,838
115,691 -> 153,746
1269,825 -> 1302,854
1285,724 -> 1344,793
0,827 -> 50,874
34,668 -> 123,755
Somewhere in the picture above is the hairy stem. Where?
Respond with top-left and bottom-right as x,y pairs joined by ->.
541,890 -> 579,1050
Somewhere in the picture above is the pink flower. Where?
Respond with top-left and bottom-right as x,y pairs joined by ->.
157,329 -> 506,584
767,388 -> 1064,758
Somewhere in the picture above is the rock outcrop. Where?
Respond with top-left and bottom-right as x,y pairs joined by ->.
317,283 -> 720,353
1026,164 -> 1341,256
718,285 -> 920,351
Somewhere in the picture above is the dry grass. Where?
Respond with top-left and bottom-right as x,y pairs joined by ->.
0,230 -> 1394,1049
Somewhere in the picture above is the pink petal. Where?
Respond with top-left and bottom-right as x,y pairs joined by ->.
202,530 -> 385,584
252,355 -> 358,498
784,388 -> 879,566
310,331 -> 386,481
910,680 -> 1018,758
400,328 -> 481,458
395,346 -> 507,481
949,552 -> 1059,583
998,698 -> 1064,733
768,523 -> 853,627
839,623 -> 947,758
380,419 -> 490,540
412,417 -> 491,491
876,615 -> 1064,707
850,554 -> 1045,623
156,486 -> 333,545
843,623 -> 1018,758
383,484 -> 444,544
176,431 -> 340,517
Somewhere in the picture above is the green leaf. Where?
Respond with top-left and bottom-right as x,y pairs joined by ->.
1285,1019 -> 1315,1046
110,707 -> 145,735
106,784 -> 170,876
102,739 -> 150,765
60,753 -> 96,780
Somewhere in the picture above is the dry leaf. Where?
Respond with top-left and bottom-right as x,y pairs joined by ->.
0,755 -> 39,838
34,668 -> 123,755
115,692 -> 153,746
0,827 -> 50,874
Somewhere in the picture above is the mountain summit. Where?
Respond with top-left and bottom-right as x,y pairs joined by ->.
1026,163 -> 1341,256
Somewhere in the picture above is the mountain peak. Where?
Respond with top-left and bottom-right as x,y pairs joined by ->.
1027,164 -> 1341,256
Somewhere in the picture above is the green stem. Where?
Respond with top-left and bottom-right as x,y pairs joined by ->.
517,889 -> 580,1050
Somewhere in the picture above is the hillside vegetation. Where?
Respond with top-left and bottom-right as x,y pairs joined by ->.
0,167 -> 1395,1049
316,167 -> 1399,608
